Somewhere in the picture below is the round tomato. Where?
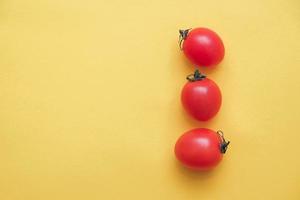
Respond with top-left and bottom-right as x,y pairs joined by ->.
175,128 -> 230,170
179,27 -> 225,67
181,70 -> 222,121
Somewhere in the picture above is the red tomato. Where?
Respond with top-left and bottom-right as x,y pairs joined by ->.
179,27 -> 225,67
181,70 -> 222,121
175,128 -> 230,170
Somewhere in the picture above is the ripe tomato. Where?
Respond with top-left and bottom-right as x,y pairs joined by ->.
181,70 -> 222,121
179,27 -> 225,67
175,128 -> 230,170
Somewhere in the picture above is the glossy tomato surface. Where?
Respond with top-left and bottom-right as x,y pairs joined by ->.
182,28 -> 225,67
181,77 -> 222,121
175,128 -> 223,170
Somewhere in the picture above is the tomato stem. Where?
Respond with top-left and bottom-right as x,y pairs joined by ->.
186,69 -> 206,82
179,28 -> 191,50
217,130 -> 230,154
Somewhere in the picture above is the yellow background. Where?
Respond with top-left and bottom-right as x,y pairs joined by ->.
0,0 -> 299,199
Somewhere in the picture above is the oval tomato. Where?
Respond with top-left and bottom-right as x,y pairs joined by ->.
179,27 -> 225,67
181,70 -> 222,121
175,128 -> 230,170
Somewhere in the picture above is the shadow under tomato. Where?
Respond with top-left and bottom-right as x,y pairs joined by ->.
179,106 -> 216,129
174,159 -> 217,179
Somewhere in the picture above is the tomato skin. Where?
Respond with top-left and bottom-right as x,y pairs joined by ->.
175,128 -> 223,170
182,28 -> 225,67
181,77 -> 222,121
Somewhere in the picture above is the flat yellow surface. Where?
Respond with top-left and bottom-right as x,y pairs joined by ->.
0,0 -> 300,199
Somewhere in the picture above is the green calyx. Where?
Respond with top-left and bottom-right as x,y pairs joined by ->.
186,69 -> 206,82
179,28 -> 191,49
217,130 -> 230,154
